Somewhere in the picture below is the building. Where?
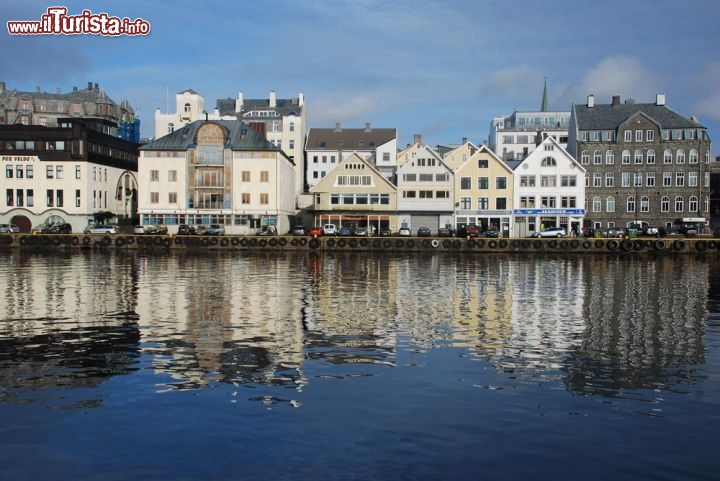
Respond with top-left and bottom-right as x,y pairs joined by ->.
309,152 -> 397,234
453,145 -> 514,236
156,89 -> 307,197
568,93 -> 712,233
139,120 -> 296,235
510,136 -> 586,237
305,123 -> 397,189
489,80 -> 570,161
395,135 -> 455,233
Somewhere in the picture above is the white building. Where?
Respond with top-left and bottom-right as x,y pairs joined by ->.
396,136 -> 455,233
305,123 -> 397,189
510,136 -> 586,237
488,81 -> 570,161
139,120 -> 296,235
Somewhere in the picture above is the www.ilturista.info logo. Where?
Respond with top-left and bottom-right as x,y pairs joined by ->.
7,7 -> 150,36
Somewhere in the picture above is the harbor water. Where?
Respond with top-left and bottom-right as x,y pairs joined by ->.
0,250 -> 718,480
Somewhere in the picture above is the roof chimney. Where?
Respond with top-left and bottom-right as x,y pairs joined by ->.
334,122 -> 341,132
87,81 -> 93,90
0,81 -> 5,93
611,95 -> 621,106
413,134 -> 422,145
235,91 -> 243,113
364,122 -> 372,132
656,92 -> 666,106
298,92 -> 304,107
462,137 -> 467,144
269,90 -> 276,108
587,94 -> 595,108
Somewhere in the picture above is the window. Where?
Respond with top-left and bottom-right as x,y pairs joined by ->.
168,192 -> 177,204
184,103 -> 191,113
46,189 -> 54,207
605,150 -> 614,164
46,165 -> 54,179
606,196 -> 615,213
634,150 -> 643,164
622,150 -> 631,164
675,196 -> 684,212
15,166 -> 23,179
624,130 -> 633,142
689,196 -> 699,212
56,190 -> 63,208
581,151 -> 589,164
75,165 -> 80,179
382,152 -> 390,162
289,122 -> 295,132
150,170 -> 159,182
289,140 -> 295,149
561,196 -> 576,208
242,170 -> 250,182
541,176 -> 557,187
460,177 -> 471,189
663,172 -> 672,187
478,197 -> 489,209
150,192 -> 159,204
403,190 -> 416,198
336,175 -> 372,186
520,175 -> 535,187
621,172 -> 631,187
635,130 -> 643,142
75,189 -> 80,207
560,175 -> 576,187
5,166 -> 12,178
418,174 -> 433,182
593,151 -> 601,164
260,193 -> 269,205
593,173 -> 601,187
689,149 -> 698,164
676,172 -> 685,186
241,193 -> 250,204
602,172 -> 614,187
168,170 -> 177,182
478,177 -> 489,189
6,189 -> 13,206
260,171 -> 269,182
56,166 -> 63,179
646,150 -> 655,164
496,198 -> 507,210
478,158 -> 489,168
496,177 -> 507,189
627,196 -> 636,213
541,196 -> 556,208
688,171 -> 698,187
661,196 -> 670,212
646,172 -> 655,187
460,197 -> 471,209
27,165 -> 33,179
593,196 -> 601,213
663,149 -> 672,164
403,173 -> 417,182
542,156 -> 557,166
676,149 -> 685,164
646,130 -> 654,141
520,196 -> 535,208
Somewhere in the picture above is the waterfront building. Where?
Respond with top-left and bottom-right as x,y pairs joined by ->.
440,139 -> 480,171
156,89 -> 307,197
488,80 -> 570,162
0,83 -> 140,233
509,136 -> 586,237
395,135 -> 455,233
139,120 -> 296,235
568,93 -> 713,232
309,152 -> 397,234
453,145 -> 514,236
305,123 -> 397,189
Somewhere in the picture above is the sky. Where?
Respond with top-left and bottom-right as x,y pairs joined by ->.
3,0 -> 720,155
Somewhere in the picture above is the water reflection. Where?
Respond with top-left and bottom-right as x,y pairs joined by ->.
0,250 -> 711,406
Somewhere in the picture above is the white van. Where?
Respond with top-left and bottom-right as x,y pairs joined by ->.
323,223 -> 337,235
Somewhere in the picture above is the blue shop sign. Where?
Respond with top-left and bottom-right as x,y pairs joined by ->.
513,209 -> 585,215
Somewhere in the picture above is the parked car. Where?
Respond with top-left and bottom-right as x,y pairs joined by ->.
602,227 -> 625,238
177,224 -> 196,235
677,225 -> 698,237
642,225 -> 659,236
194,225 -> 208,235
417,227 -> 431,237
308,226 -> 324,237
437,226 -> 454,237
133,225 -> 146,234
48,223 -> 72,234
378,228 -> 392,237
31,223 -> 53,234
145,224 -> 168,235
256,226 -> 277,236
533,226 -> 567,238
84,224 -> 118,234
484,229 -> 500,238
323,224 -> 337,235
398,227 -> 411,236
353,226 -> 368,236
292,225 -> 306,236
338,226 -> 354,236
0,224 -> 19,233
206,224 -> 225,236
457,224 -> 480,238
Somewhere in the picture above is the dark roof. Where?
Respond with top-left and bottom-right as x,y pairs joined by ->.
573,102 -> 705,130
215,97 -> 303,117
306,127 -> 396,151
140,120 -> 278,151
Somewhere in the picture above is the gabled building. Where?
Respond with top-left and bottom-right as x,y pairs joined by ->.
440,140 -> 480,171
139,120 -> 296,235
510,136 -> 586,237
453,145 -> 514,236
309,152 -> 397,234
568,93 -> 712,232
396,136 -> 454,233
305,123 -> 397,189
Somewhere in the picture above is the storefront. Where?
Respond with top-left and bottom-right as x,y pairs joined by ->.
513,208 -> 585,237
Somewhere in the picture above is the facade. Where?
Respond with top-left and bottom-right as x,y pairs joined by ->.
139,120 -> 296,235
440,140 -> 480,171
305,123 -> 397,189
156,89 -> 307,196
396,138 -> 454,233
310,152 -> 398,234
510,136 -> 586,237
0,118 -> 139,233
568,93 -> 712,232
489,82 -> 569,162
453,145 -> 515,236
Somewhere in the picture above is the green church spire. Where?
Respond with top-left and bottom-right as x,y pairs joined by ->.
541,77 -> 549,112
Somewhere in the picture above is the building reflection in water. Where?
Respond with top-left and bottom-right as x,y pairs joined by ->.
0,250 -> 711,404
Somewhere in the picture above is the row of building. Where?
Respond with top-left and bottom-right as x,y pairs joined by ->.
0,81 -> 716,236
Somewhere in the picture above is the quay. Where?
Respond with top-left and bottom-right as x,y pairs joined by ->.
2,234 -> 719,255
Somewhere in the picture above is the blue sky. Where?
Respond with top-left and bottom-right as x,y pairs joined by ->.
3,0 -> 720,154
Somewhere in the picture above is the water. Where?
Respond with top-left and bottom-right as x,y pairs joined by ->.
0,250 -> 718,481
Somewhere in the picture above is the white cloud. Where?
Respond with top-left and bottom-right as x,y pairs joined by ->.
577,56 -> 652,101
308,96 -> 379,125
481,65 -> 540,97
